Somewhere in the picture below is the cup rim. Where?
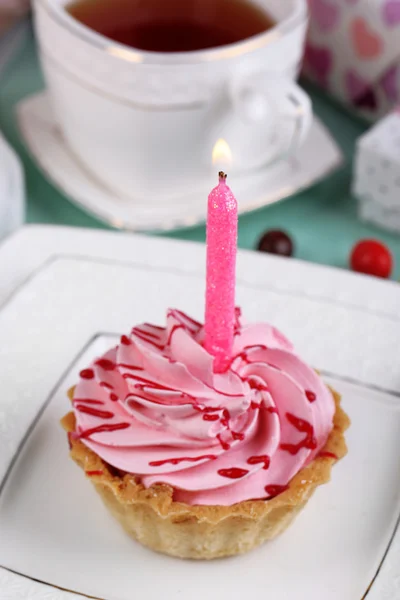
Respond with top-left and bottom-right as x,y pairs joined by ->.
37,0 -> 308,64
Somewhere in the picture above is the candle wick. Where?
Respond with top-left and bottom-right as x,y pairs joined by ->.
218,171 -> 227,182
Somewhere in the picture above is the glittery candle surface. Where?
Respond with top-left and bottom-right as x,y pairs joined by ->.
204,175 -> 238,373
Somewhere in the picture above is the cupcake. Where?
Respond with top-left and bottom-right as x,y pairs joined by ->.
62,307 -> 349,559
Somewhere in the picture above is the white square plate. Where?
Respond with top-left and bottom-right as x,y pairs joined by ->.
1,226 -> 400,600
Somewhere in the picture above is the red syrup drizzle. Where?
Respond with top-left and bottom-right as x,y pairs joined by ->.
123,373 -> 195,402
206,385 -> 243,399
305,390 -> 317,403
78,422 -> 130,439
247,455 -> 271,470
232,351 -> 250,365
100,382 -> 114,390
264,484 -> 289,497
132,328 -> 164,350
117,363 -> 144,371
86,470 -> 104,476
280,413 -> 317,455
176,309 -> 202,328
120,335 -> 131,345
132,327 -> 161,340
244,344 -> 268,353
193,405 -> 244,442
203,414 -> 219,421
192,405 -> 221,422
73,398 -> 104,405
266,362 -> 281,371
250,401 -> 277,413
143,323 -> 165,331
166,324 -> 184,346
318,451 -> 338,460
220,408 -> 230,427
250,400 -> 279,415
231,344 -> 268,366
75,405 -> 114,419
217,434 -> 230,450
168,309 -> 202,332
80,369 -> 94,380
95,358 -> 115,370
218,467 -> 249,479
248,378 -> 268,392
149,455 -> 216,467
193,405 -> 221,413
109,393 -> 118,402
234,306 -> 242,334
122,373 -> 196,403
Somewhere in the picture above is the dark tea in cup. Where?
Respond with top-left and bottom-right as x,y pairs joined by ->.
67,0 -> 275,52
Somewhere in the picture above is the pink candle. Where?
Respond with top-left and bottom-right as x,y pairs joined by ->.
204,172 -> 238,373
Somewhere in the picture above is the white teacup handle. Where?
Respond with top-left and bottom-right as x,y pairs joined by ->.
227,72 -> 313,172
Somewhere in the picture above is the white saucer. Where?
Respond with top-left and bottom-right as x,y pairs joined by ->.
17,92 -> 344,232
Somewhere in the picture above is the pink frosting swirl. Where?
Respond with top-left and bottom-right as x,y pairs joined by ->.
73,309 -> 335,506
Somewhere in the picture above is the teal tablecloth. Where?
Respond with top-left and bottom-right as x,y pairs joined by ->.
1,26 -> 399,278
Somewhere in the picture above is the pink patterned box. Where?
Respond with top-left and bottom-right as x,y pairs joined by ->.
304,0 -> 400,120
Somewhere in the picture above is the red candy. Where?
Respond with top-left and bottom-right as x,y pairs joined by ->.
257,230 -> 294,257
79,368 -> 94,380
350,239 -> 392,279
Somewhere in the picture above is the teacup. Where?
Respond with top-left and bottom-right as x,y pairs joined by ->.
34,0 -> 311,199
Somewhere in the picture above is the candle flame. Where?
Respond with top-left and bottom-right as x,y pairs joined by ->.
212,138 -> 232,167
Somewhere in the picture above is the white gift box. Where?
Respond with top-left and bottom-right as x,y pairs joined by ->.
0,132 -> 25,240
353,111 -> 400,232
